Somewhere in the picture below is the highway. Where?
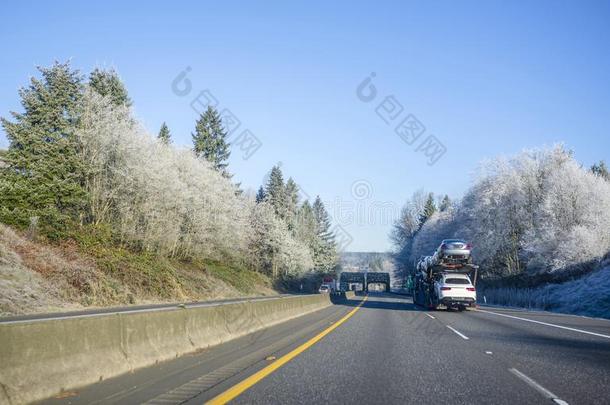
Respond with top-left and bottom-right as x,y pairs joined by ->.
40,293 -> 610,405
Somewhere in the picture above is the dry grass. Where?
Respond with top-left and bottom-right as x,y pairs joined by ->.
0,224 -> 277,316
0,225 -> 74,315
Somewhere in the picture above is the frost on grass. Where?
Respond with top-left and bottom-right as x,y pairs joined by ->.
480,264 -> 610,319
0,224 -> 75,315
0,223 -> 277,316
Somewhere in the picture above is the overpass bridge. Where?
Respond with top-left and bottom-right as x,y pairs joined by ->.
339,271 -> 391,292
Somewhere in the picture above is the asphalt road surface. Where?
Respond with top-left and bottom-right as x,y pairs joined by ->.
40,293 -> 610,405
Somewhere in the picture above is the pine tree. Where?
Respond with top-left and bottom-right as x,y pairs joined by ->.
0,61 -> 87,235
296,200 -> 317,248
285,177 -> 299,229
89,68 -> 132,107
255,186 -> 266,203
418,192 -> 436,228
439,194 -> 451,211
158,122 -> 171,145
312,196 -> 337,271
192,106 -> 231,176
313,196 -> 332,241
265,165 -> 287,219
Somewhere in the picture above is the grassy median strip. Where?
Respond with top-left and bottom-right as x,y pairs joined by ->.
206,295 -> 368,404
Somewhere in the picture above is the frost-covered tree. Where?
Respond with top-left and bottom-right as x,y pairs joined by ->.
295,200 -> 317,249
248,201 -> 313,277
390,190 -> 428,271
78,90 -> 249,260
439,194 -> 451,212
312,196 -> 337,271
418,192 -> 436,229
390,190 -> 426,248
89,68 -> 132,107
285,178 -> 299,229
410,209 -> 457,265
0,61 -> 86,235
158,122 -> 171,145
265,165 -> 287,219
192,106 -> 230,176
396,145 -> 610,279
77,90 -> 315,276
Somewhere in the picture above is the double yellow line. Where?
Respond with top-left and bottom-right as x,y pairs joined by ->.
207,295 -> 368,404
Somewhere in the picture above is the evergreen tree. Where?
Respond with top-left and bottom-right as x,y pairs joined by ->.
192,106 -> 231,176
439,194 -> 451,211
285,177 -> 299,229
0,61 -> 86,235
265,165 -> 287,219
418,192 -> 436,228
312,196 -> 337,271
591,160 -> 609,181
89,68 -> 132,107
313,196 -> 332,242
296,200 -> 317,248
158,122 -> 171,145
255,186 -> 266,203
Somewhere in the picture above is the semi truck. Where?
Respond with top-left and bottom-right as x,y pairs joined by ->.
413,256 -> 479,311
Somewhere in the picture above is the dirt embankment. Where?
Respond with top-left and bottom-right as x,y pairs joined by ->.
0,224 -> 276,317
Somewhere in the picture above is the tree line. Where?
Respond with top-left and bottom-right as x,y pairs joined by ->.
392,146 -> 610,282
0,61 -> 338,280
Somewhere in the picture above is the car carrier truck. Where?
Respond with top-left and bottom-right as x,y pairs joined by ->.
413,259 -> 479,311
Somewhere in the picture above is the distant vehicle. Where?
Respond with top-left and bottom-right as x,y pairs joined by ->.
433,273 -> 476,310
321,276 -> 336,293
432,239 -> 472,266
318,285 -> 331,294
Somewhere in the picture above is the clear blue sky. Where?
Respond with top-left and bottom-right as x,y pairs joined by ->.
1,0 -> 609,251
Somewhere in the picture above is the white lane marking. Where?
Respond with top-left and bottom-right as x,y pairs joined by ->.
509,368 -> 569,404
478,309 -> 610,340
425,313 -> 436,319
485,351 -> 493,355
446,325 -> 469,340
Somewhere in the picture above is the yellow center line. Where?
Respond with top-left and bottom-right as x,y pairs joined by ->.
206,295 -> 369,405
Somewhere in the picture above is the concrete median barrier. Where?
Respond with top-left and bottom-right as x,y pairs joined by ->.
0,294 -> 339,405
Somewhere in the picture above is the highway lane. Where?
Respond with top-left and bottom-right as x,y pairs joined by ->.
226,294 -> 546,404
39,293 -> 610,404
39,297 -> 356,405
433,305 -> 610,404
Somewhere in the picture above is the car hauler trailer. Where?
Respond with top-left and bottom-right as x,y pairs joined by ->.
413,262 -> 479,310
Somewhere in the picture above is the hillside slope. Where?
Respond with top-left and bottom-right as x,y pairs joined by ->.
479,262 -> 610,319
0,224 -> 276,317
